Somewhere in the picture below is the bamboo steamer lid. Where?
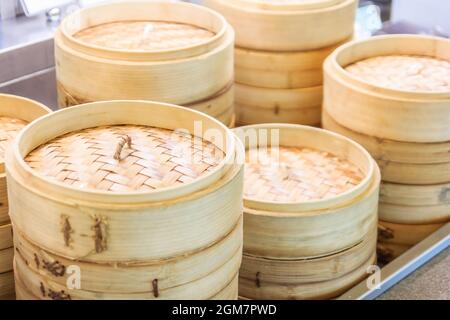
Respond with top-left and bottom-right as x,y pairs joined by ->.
322,110 -> 450,184
6,100 -> 243,262
55,1 -> 234,110
378,221 -> 444,246
0,94 -> 51,226
203,0 -> 356,51
323,35 -> 450,143
234,124 -> 380,258
13,217 -> 242,294
239,252 -> 377,300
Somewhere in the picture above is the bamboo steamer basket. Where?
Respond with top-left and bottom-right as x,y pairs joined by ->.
234,124 -> 380,258
378,221 -> 444,246
0,271 -> 14,299
14,244 -> 241,300
15,262 -> 239,300
322,111 -> 450,184
0,224 -> 12,250
55,1 -> 235,123
380,181 -> 450,207
323,35 -> 450,143
235,84 -> 322,126
203,0 -> 357,51
13,217 -> 242,294
0,94 -> 51,225
240,228 -> 376,288
235,41 -> 344,89
379,202 -> 450,225
239,252 -> 376,300
6,100 -> 243,263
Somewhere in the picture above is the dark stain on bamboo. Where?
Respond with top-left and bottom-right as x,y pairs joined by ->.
61,215 -> 73,247
153,279 -> 159,298
93,217 -> 107,253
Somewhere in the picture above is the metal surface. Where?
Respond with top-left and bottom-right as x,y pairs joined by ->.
339,223 -> 450,300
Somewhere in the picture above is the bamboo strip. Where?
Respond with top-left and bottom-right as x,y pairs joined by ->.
0,224 -> 12,251
0,247 -> 13,273
0,271 -> 14,299
378,220 -> 444,246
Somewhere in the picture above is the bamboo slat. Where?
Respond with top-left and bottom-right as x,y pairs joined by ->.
380,181 -> 450,207
0,271 -> 14,299
0,224 -> 12,250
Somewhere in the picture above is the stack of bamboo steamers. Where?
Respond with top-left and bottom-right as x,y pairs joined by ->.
0,94 -> 50,299
234,124 -> 380,299
55,1 -> 235,127
8,101 -> 243,300
322,35 -> 450,263
204,0 -> 357,126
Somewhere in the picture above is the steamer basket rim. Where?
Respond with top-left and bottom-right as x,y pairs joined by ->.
8,100 -> 238,203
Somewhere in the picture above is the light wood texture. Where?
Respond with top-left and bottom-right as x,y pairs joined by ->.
14,270 -> 238,301
323,111 -> 450,184
0,94 -> 51,225
55,1 -> 235,122
233,124 -> 379,258
14,242 -> 241,300
203,0 -> 357,51
7,101 -> 243,263
226,0 -> 346,11
235,84 -> 322,126
378,220 -> 444,246
0,224 -> 12,250
235,41 -> 344,89
380,181 -> 450,207
322,110 -> 450,165
0,271 -> 14,299
13,218 -> 242,294
239,253 -> 376,300
240,228 -> 376,286
0,247 -> 13,273
379,202 -> 450,225
323,35 -> 450,143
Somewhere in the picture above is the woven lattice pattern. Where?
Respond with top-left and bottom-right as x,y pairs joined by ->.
0,116 -> 28,163
346,55 -> 450,92
244,146 -> 364,202
74,21 -> 215,51
25,125 -> 225,192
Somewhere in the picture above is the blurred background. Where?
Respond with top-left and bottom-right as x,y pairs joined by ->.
0,0 -> 449,109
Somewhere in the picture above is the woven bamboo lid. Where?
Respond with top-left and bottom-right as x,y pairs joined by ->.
345,55 -> 450,93
0,117 -> 27,164
74,21 -> 216,51
244,146 -> 364,203
25,125 -> 225,193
